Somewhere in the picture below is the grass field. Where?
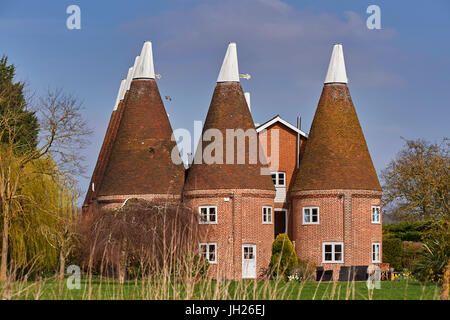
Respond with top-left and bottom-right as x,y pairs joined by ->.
2,278 -> 441,300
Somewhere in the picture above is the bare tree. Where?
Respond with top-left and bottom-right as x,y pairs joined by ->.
78,199 -> 203,283
0,88 -> 92,282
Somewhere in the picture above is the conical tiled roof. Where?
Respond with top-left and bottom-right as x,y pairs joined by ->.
83,78 -> 127,207
184,43 -> 274,191
292,45 -> 381,192
97,42 -> 185,196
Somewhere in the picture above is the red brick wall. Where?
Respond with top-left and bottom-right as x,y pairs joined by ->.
258,121 -> 307,239
183,189 -> 275,280
291,189 -> 382,279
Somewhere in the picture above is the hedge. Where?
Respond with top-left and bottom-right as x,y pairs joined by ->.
383,221 -> 431,241
383,238 -> 403,271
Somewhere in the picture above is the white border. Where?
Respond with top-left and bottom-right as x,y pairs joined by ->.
303,206 -> 320,225
256,115 -> 308,137
274,208 -> 288,234
322,242 -> 344,263
262,206 -> 273,224
372,242 -> 381,263
242,244 -> 257,279
271,171 -> 286,187
371,205 -> 381,224
198,205 -> 218,224
199,242 -> 217,264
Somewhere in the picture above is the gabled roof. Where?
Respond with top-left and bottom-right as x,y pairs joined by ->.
256,115 -> 308,138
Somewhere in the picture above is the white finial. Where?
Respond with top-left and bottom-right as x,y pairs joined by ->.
324,44 -> 348,84
217,42 -> 239,83
133,41 -> 156,79
113,79 -> 126,111
118,79 -> 126,101
244,92 -> 251,112
124,66 -> 134,92
124,56 -> 140,91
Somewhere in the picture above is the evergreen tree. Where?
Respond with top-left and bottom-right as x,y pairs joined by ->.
269,234 -> 298,277
0,55 -> 39,153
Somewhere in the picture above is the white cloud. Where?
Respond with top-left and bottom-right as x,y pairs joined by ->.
120,0 -> 402,88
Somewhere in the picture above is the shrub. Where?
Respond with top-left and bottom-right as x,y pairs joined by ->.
383,238 -> 402,271
415,219 -> 450,282
77,199 -> 201,281
269,234 -> 298,278
290,259 -> 315,281
382,221 -> 431,241
402,241 -> 423,271
180,253 -> 210,279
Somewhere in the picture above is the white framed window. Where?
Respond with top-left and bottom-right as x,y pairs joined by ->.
371,206 -> 381,224
271,171 -> 286,187
199,242 -> 217,264
262,206 -> 273,224
199,206 -> 217,224
303,207 -> 319,224
322,242 -> 344,263
372,242 -> 381,263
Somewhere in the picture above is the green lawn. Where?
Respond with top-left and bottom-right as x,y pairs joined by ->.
2,278 -> 441,300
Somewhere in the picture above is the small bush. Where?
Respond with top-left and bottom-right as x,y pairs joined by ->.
181,253 -> 210,279
289,259 -> 315,282
269,234 -> 298,278
402,241 -> 423,271
415,219 -> 450,282
383,238 -> 402,271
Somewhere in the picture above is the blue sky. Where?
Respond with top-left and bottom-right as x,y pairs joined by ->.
1,0 -> 449,198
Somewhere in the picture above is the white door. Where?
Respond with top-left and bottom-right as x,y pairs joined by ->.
242,244 -> 257,279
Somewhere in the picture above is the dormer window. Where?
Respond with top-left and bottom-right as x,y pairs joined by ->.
271,172 -> 286,187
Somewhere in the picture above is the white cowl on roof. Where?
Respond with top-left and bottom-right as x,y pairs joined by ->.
133,41 -> 155,80
113,79 -> 126,111
324,44 -> 348,84
217,42 -> 240,83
